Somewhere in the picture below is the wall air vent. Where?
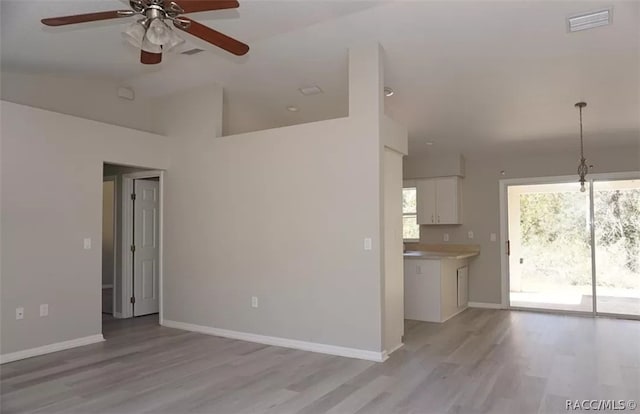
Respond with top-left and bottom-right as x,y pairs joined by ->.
181,48 -> 205,55
568,8 -> 612,32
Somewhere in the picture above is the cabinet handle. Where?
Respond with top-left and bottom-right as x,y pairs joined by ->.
437,215 -> 440,223
431,214 -> 434,223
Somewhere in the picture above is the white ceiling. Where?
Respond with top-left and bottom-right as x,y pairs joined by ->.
1,0 -> 639,157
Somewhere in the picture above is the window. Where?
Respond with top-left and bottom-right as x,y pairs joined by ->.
403,187 -> 419,241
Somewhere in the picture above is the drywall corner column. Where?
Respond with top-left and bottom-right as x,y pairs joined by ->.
350,43 -> 386,352
381,114 -> 408,354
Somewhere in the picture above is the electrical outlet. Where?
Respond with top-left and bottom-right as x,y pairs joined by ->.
490,233 -> 497,242
363,238 -> 372,251
251,296 -> 258,308
40,304 -> 49,317
468,231 -> 474,239
16,307 -> 24,320
444,233 -> 450,242
83,238 -> 92,250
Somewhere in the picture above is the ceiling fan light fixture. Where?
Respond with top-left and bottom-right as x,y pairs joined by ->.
141,36 -> 162,53
123,20 -> 146,48
143,19 -> 184,50
146,18 -> 171,45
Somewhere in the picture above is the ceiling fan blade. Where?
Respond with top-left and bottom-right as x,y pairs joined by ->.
141,50 -> 162,65
41,10 -> 131,26
172,0 -> 239,14
174,18 -> 249,56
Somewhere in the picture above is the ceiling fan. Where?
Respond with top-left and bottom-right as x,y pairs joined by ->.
41,0 -> 249,65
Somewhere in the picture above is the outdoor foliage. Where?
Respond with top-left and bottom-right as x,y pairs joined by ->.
403,188 -> 419,240
519,186 -> 639,290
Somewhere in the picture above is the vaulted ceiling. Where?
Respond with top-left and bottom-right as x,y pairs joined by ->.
1,0 -> 638,157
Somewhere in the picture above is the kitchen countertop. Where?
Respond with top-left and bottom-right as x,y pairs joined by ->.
402,243 -> 480,260
403,250 -> 479,260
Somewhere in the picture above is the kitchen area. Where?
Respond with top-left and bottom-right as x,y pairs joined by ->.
402,154 -> 480,323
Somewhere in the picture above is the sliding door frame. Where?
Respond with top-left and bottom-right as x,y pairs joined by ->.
499,171 -> 640,319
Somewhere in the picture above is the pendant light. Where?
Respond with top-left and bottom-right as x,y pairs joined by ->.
575,102 -> 589,192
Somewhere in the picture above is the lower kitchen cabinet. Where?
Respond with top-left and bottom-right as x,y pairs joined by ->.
404,258 -> 469,323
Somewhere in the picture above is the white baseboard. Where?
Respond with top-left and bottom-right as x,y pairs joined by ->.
113,312 -> 124,319
468,301 -> 503,309
440,306 -> 470,323
382,342 -> 404,360
0,334 -> 105,364
162,320 -> 386,362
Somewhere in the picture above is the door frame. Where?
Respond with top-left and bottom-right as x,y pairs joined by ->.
121,170 -> 164,322
499,171 -> 640,317
103,175 -> 118,317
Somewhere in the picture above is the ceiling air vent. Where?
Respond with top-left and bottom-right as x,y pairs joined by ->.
181,48 -> 205,55
567,8 -> 612,32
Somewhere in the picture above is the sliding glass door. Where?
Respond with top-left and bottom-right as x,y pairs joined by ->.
593,179 -> 640,317
506,177 -> 640,318
507,182 -> 593,313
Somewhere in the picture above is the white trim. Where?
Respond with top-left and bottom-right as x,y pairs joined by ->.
103,175 -> 118,317
441,306 -> 470,322
162,320 -> 386,362
468,302 -> 503,309
383,342 -> 404,360
121,170 -> 164,320
114,312 -> 124,319
0,334 -> 104,364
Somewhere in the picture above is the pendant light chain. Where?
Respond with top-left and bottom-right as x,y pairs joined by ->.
575,102 -> 588,192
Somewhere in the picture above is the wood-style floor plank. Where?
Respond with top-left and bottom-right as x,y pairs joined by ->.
1,310 -> 638,414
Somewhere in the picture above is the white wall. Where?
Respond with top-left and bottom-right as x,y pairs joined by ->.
161,44 -> 406,355
1,44 -> 407,360
0,101 -> 169,355
0,71 -> 159,134
382,148 -> 404,353
404,145 -> 640,304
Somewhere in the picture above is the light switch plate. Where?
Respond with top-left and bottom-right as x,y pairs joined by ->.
490,233 -> 497,242
251,296 -> 258,308
468,231 -> 474,239
83,238 -> 92,250
16,307 -> 24,320
364,238 -> 372,251
40,304 -> 49,317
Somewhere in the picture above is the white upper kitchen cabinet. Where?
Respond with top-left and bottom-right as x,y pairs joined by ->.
416,176 -> 461,225
416,179 -> 436,224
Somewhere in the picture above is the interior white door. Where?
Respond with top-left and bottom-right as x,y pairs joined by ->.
416,179 -> 436,224
133,179 -> 160,316
436,177 -> 458,224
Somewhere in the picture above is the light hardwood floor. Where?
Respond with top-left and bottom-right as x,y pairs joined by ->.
1,309 -> 639,414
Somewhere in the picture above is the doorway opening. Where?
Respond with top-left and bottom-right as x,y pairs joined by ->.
501,174 -> 640,319
102,164 -> 164,335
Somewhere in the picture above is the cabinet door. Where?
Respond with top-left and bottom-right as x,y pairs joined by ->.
416,179 -> 436,225
436,177 -> 459,224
